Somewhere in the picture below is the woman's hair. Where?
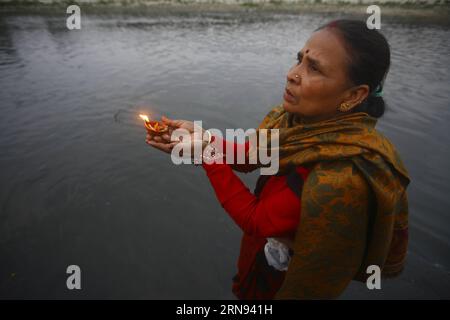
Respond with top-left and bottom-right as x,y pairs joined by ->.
315,19 -> 391,118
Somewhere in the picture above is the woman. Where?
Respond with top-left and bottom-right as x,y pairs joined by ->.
145,19 -> 411,299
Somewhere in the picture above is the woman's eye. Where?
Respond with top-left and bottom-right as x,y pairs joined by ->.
309,64 -> 318,72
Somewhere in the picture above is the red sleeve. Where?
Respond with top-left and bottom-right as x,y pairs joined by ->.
202,161 -> 301,238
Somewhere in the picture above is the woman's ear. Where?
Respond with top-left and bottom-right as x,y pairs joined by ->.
344,84 -> 370,109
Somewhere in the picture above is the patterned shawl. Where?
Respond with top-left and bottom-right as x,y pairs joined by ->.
253,104 -> 411,298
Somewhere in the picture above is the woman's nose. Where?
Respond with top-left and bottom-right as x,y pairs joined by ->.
287,66 -> 301,84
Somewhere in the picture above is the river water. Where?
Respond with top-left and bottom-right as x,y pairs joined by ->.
0,9 -> 449,299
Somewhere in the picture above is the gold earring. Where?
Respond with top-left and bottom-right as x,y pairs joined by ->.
338,102 -> 352,112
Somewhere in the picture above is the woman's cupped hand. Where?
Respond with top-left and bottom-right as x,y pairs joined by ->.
145,116 -> 207,155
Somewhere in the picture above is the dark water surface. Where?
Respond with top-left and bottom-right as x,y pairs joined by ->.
0,11 -> 449,299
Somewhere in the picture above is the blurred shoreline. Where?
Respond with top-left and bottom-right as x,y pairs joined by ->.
1,1 -> 449,25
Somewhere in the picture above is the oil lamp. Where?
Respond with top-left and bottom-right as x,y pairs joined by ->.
139,114 -> 168,135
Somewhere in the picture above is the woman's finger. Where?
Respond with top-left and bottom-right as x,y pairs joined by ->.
162,116 -> 184,128
171,134 -> 183,142
161,133 -> 171,142
146,140 -> 176,154
148,141 -> 168,153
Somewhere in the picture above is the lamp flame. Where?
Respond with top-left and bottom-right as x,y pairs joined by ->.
139,114 -> 150,122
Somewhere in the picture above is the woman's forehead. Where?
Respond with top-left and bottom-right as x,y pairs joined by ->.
300,30 -> 349,70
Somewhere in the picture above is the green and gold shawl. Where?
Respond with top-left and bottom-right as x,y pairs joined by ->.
253,104 -> 411,299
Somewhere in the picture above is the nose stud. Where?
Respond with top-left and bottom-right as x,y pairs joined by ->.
295,74 -> 299,78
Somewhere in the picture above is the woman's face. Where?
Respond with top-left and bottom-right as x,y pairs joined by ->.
282,29 -> 367,122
